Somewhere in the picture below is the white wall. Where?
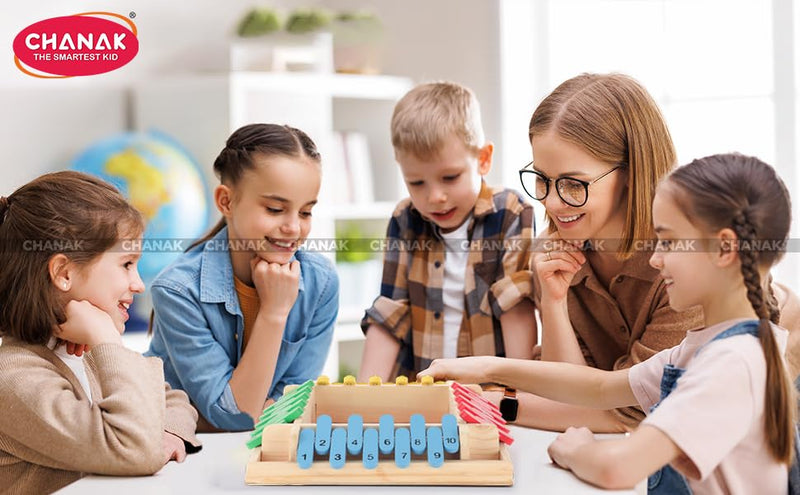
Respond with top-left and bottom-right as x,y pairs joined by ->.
0,1 -> 507,191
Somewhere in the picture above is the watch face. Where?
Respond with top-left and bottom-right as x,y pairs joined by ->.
500,397 -> 518,422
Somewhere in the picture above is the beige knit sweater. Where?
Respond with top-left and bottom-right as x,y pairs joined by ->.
0,337 -> 201,494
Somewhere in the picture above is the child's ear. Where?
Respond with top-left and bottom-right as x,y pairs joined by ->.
716,228 -> 739,267
215,184 -> 234,217
48,253 -> 73,292
477,142 -> 494,176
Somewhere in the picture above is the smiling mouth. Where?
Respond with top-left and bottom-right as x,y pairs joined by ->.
265,237 -> 298,251
556,213 -> 583,223
431,208 -> 456,220
118,301 -> 130,321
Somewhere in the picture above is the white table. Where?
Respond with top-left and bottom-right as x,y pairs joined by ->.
59,427 -> 644,494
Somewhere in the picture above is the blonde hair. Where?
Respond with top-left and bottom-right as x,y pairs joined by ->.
391,81 -> 485,160
529,73 -> 676,259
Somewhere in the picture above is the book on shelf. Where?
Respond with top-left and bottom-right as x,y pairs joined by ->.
327,131 -> 374,206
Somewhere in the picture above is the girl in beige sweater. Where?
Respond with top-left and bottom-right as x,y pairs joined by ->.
0,171 -> 201,494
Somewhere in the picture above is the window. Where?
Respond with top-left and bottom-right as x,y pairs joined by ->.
500,0 -> 798,292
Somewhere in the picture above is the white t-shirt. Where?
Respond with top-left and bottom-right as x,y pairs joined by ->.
48,337 -> 93,405
628,318 -> 789,495
440,218 -> 471,359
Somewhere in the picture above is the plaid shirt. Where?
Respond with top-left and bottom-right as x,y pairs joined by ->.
362,182 -> 535,379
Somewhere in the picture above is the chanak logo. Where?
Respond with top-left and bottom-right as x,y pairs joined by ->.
13,12 -> 139,78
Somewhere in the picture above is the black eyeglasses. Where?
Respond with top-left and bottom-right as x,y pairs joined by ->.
518,162 -> 625,207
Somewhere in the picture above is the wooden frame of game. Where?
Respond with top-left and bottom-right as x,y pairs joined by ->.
245,378 -> 513,486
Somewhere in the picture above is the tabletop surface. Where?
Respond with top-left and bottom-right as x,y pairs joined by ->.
58,426 -> 644,494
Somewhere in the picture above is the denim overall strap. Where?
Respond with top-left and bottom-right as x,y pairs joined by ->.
650,364 -> 685,413
648,320 -> 759,495
648,361 -> 693,495
704,320 -> 759,347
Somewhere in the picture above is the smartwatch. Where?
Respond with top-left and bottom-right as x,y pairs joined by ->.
499,387 -> 518,422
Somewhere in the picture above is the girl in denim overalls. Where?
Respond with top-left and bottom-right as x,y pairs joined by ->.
421,153 -> 796,493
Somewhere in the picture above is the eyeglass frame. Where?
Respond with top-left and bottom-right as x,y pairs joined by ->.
518,161 -> 626,207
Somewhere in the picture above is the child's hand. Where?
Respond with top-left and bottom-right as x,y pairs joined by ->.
64,341 -> 91,357
533,240 -> 586,303
56,300 -> 122,348
250,256 -> 300,317
547,426 -> 594,470
162,431 -> 187,464
417,356 -> 498,384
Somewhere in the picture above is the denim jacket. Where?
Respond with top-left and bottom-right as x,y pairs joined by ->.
145,226 -> 338,431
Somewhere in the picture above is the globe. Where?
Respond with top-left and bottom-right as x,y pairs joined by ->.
71,130 -> 211,331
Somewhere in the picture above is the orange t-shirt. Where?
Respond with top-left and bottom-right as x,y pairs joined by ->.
233,276 -> 260,353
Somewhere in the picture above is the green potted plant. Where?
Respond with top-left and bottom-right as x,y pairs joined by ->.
332,11 -> 384,74
285,8 -> 332,35
236,8 -> 282,37
231,7 -> 333,72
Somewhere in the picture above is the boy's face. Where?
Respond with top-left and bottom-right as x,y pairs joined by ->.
397,135 -> 492,233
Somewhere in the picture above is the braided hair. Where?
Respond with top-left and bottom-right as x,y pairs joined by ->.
666,153 -> 794,463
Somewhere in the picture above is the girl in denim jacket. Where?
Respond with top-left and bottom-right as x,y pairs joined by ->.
147,124 -> 339,431
421,153 -> 795,494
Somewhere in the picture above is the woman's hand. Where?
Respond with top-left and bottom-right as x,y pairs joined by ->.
162,431 -> 187,464
55,300 -> 121,348
532,240 -> 586,303
251,257 -> 300,318
547,426 -> 594,470
417,356 -> 499,384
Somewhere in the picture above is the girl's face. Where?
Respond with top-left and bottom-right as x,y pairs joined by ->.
649,189 -> 718,312
530,132 -> 627,243
223,154 -> 321,265
67,240 -> 145,334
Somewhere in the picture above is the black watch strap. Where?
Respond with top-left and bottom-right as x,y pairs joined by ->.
499,387 -> 518,422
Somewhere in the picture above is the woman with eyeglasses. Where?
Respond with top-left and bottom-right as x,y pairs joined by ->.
516,73 -> 697,432
419,73 -> 800,434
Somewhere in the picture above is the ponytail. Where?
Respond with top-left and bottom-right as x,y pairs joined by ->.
185,218 -> 225,253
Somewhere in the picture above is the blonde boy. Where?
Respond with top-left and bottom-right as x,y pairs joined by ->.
358,81 -> 537,381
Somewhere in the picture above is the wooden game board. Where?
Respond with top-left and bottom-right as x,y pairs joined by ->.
244,377 -> 514,486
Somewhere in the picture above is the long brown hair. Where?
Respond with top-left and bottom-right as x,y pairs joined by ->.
187,123 -> 321,252
666,153 -> 794,463
0,171 -> 143,344
529,73 -> 676,259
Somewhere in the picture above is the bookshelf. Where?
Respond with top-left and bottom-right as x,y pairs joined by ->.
133,71 -> 413,379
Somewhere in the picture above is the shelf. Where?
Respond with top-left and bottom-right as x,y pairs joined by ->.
232,72 -> 413,101
139,72 -> 413,102
134,70 -> 413,382
326,201 -> 398,221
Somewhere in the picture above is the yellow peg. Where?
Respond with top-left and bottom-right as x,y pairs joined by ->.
316,375 -> 330,386
343,375 -> 356,385
368,375 -> 382,386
